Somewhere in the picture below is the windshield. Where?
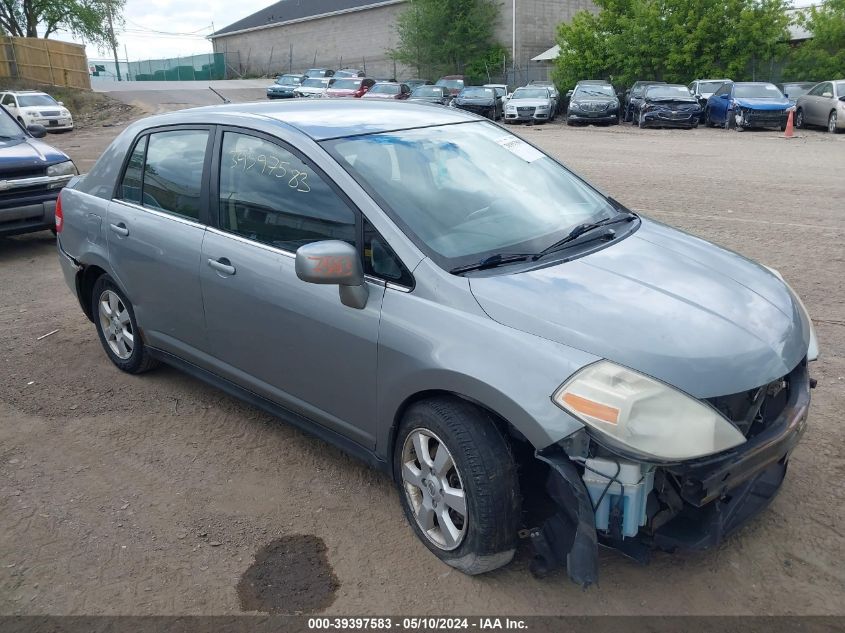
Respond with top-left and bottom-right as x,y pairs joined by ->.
460,87 -> 494,98
370,83 -> 400,94
698,81 -> 725,93
17,94 -> 58,107
646,85 -> 692,99
301,78 -> 327,88
511,88 -> 548,100
275,75 -> 301,86
325,122 -> 615,268
734,84 -> 783,99
0,108 -> 25,138
331,79 -> 363,90
335,70 -> 361,77
412,86 -> 443,97
436,79 -> 464,90
782,83 -> 812,97
575,84 -> 614,97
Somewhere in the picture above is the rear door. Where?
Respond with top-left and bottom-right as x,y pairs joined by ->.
107,126 -> 212,362
199,128 -> 385,448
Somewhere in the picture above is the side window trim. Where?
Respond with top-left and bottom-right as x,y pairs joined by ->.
112,124 -> 215,225
211,125 -> 363,254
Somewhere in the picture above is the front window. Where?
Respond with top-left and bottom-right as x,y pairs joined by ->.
332,79 -> 363,90
734,84 -> 783,99
436,79 -> 464,90
325,122 -> 615,270
645,85 -> 692,99
412,86 -> 444,97
511,88 -> 548,100
459,87 -> 494,98
17,94 -> 58,107
369,83 -> 400,95
574,84 -> 614,98
835,81 -> 845,96
698,81 -> 725,93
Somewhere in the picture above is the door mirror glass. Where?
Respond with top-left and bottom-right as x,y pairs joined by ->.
295,240 -> 369,309
27,124 -> 46,138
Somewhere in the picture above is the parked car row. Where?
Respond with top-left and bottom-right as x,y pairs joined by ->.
563,77 -> 844,133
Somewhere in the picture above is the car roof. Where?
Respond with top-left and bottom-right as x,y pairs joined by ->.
4,90 -> 49,95
179,99 -> 477,141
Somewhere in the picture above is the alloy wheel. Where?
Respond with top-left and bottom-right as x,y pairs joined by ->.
98,289 -> 134,360
401,429 -> 467,551
829,112 -> 837,133
796,109 -> 804,128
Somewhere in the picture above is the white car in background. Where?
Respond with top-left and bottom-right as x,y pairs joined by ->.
293,77 -> 336,98
0,91 -> 74,132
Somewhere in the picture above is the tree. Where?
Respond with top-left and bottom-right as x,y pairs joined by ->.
553,0 -> 790,89
0,0 -> 125,47
784,0 -> 845,81
391,0 -> 504,82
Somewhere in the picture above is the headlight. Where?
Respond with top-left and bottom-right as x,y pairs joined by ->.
536,105 -> 550,110
764,266 -> 819,361
47,160 -> 77,177
553,360 -> 746,461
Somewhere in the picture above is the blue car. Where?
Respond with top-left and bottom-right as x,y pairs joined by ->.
705,82 -> 791,130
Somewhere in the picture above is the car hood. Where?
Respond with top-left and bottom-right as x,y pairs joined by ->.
645,98 -> 700,108
269,84 -> 296,90
468,219 -> 809,398
0,137 -> 69,169
325,89 -> 357,96
734,97 -> 790,110
509,99 -> 550,107
363,93 -> 398,99
572,97 -> 615,105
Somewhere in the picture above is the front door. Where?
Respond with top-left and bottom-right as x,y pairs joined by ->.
107,127 -> 212,361
200,129 -> 384,448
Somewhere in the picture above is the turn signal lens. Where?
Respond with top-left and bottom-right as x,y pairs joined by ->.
55,192 -> 63,233
561,392 -> 620,424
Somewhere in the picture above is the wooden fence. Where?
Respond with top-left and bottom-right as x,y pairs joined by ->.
0,37 -> 90,90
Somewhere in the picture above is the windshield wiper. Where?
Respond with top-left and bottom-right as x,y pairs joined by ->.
450,253 -> 536,275
534,211 -> 638,260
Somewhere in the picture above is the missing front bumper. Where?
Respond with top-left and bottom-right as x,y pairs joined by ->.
529,361 -> 810,586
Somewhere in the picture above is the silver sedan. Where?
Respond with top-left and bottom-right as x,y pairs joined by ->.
795,79 -> 845,133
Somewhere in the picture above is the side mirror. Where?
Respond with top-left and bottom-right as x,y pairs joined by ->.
566,90 -> 573,98
822,92 -> 833,98
57,101 -> 64,106
27,124 -> 47,138
720,93 -> 729,99
295,240 -> 369,309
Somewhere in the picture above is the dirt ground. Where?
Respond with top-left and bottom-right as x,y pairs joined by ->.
1,103 -> 843,616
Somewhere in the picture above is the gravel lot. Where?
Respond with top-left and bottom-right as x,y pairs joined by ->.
1,109 -> 843,616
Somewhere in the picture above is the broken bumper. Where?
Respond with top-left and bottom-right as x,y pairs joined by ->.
531,361 -> 810,586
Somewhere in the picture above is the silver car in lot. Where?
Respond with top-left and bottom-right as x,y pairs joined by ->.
504,87 -> 556,123
795,79 -> 845,133
56,100 -> 817,586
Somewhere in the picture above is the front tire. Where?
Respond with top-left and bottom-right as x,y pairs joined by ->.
795,108 -> 804,129
394,398 -> 520,575
91,275 -> 159,374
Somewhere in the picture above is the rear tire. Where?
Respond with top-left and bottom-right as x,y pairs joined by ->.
91,274 -> 159,374
394,397 -> 520,575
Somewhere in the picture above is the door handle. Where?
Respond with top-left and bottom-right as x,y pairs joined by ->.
109,222 -> 129,237
207,257 -> 236,276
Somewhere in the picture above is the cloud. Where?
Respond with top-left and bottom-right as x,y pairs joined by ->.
54,0 -> 272,60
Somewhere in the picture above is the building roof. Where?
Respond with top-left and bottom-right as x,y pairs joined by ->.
531,45 -> 560,62
211,0 -> 404,38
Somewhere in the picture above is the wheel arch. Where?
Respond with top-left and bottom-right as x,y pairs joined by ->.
77,264 -> 109,322
386,388 -> 531,481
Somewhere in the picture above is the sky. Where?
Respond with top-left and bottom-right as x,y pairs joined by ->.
53,0 -> 273,61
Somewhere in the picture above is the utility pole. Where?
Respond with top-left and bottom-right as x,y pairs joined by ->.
511,0 -> 516,86
106,0 -> 121,81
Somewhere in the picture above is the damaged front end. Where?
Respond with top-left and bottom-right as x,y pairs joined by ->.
528,360 -> 811,587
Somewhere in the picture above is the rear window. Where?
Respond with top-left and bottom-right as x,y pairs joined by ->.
332,79 -> 363,90
370,84 -> 400,95
117,129 -> 209,221
436,79 -> 464,90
